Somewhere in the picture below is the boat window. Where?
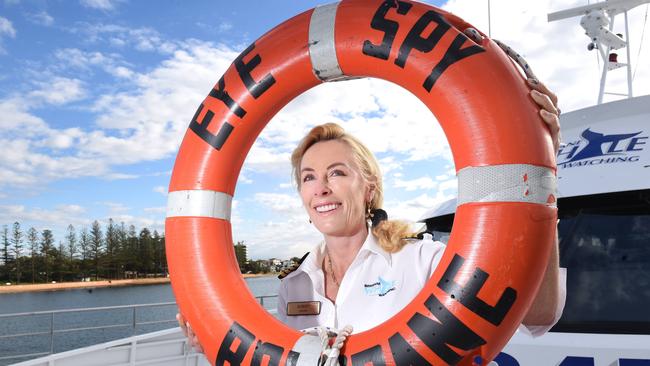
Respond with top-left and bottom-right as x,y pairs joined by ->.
553,189 -> 650,334
423,189 -> 650,334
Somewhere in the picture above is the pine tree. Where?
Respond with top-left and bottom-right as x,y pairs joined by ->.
115,222 -> 128,279
152,230 -> 161,276
138,228 -> 154,275
11,222 -> 23,284
78,227 -> 91,280
160,233 -> 167,275
1,225 -> 11,281
66,225 -> 78,262
79,227 -> 90,261
56,241 -> 66,282
65,225 -> 77,279
105,218 -> 117,279
234,241 -> 248,272
27,227 -> 38,283
90,221 -> 103,280
40,229 -> 54,283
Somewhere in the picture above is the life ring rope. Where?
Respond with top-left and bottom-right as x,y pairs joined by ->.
493,39 -> 537,80
464,28 -> 538,82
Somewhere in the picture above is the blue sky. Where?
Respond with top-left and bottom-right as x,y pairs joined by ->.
1,0 -> 649,259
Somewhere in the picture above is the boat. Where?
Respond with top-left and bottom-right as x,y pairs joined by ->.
5,0 -> 650,365
420,1 -> 650,363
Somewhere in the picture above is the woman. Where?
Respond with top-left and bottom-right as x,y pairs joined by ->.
277,78 -> 564,336
179,78 -> 565,348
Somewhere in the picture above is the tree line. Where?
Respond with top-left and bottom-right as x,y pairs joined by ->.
0,220 -> 166,284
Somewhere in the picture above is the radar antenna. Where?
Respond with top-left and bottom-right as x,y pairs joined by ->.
548,0 -> 650,104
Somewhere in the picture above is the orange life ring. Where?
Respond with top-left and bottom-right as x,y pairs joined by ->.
166,1 -> 557,365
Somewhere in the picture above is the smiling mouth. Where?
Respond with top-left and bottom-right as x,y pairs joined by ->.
315,203 -> 341,213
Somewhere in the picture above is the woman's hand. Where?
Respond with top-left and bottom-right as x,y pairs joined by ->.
528,78 -> 561,155
176,313 -> 204,353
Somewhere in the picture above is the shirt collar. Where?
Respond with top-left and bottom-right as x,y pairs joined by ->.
359,232 -> 392,266
281,242 -> 324,280
284,233 -> 392,281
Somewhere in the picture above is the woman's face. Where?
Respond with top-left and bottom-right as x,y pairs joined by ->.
299,140 -> 372,238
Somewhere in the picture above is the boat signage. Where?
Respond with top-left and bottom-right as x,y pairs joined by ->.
557,128 -> 648,169
555,95 -> 650,198
496,352 -> 650,365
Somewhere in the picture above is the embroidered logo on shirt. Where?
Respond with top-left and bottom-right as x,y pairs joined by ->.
363,276 -> 396,297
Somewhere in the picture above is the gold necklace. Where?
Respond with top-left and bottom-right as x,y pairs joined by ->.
325,246 -> 341,287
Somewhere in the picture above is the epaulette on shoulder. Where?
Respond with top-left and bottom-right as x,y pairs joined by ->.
277,252 -> 309,280
402,230 -> 433,241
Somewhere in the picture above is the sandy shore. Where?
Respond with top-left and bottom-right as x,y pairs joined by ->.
0,273 -> 275,294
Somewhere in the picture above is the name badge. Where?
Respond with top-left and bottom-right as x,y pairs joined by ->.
287,301 -> 321,316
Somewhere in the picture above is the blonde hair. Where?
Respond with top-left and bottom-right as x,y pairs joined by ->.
291,123 -> 415,253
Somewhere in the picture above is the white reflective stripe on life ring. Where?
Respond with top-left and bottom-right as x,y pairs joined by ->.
166,190 -> 232,220
457,164 -> 556,206
309,2 -> 344,81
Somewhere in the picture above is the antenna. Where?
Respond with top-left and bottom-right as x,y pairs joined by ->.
488,0 -> 492,37
548,0 -> 650,104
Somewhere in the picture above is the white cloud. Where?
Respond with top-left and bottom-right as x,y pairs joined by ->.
0,17 -> 16,38
153,186 -> 168,196
104,173 -> 139,180
236,77 -> 450,190
0,41 -> 238,190
42,127 -> 84,150
254,193 -> 304,215
0,36 -> 452,192
29,77 -> 86,105
0,204 -> 88,231
393,176 -> 438,191
0,135 -> 116,187
279,182 -> 294,189
218,22 -> 233,32
234,216 -> 320,260
144,206 -> 166,214
98,214 -> 164,233
80,0 -> 121,11
27,11 -> 54,26
74,23 -> 177,54
0,16 -> 15,53
386,191 -> 456,223
0,97 -> 48,132
111,65 -> 134,78
54,48 -> 133,78
102,202 -> 129,215
230,192 -> 317,259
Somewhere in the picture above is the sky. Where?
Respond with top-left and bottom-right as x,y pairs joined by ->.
0,0 -> 649,260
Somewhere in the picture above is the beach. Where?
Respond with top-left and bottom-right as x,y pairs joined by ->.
0,273 -> 275,294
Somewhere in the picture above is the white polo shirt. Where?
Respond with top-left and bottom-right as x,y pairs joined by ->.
277,233 -> 445,334
277,233 -> 566,336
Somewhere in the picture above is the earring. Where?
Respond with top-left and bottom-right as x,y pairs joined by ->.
366,205 -> 373,220
309,218 -> 312,224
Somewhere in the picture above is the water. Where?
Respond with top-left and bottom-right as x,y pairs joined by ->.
0,276 -> 280,364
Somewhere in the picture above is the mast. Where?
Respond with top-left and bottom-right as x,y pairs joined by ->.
548,0 -> 650,104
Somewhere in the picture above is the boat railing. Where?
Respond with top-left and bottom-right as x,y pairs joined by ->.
0,295 -> 278,365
